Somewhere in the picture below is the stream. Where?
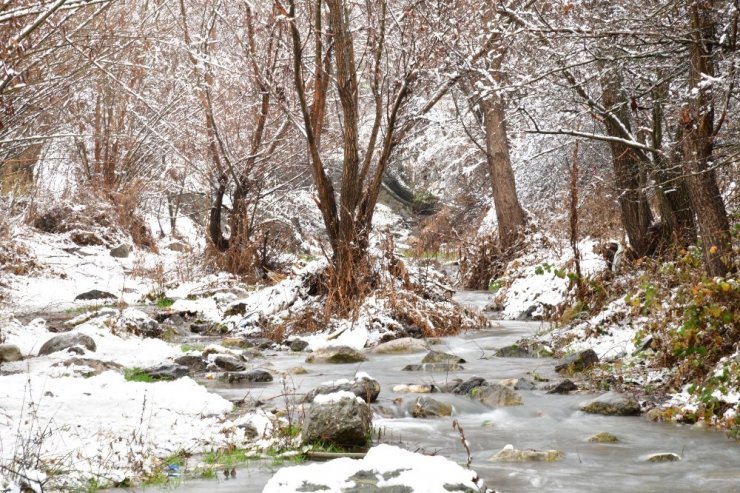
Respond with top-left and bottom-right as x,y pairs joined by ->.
112,291 -> 740,492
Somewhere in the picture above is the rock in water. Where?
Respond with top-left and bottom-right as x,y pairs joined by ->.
370,337 -> 429,354
38,333 -> 96,355
289,339 -> 309,352
588,432 -> 619,443
402,363 -> 464,372
580,392 -> 641,416
221,369 -> 273,383
305,374 -> 381,403
495,342 -> 552,358
142,364 -> 189,380
263,444 -> 491,493
490,444 -> 563,462
555,349 -> 599,373
472,384 -> 523,407
305,346 -> 368,364
0,344 -> 22,363
411,396 -> 453,418
547,379 -> 578,394
213,355 -> 246,371
422,350 -> 466,364
645,453 -> 681,463
301,391 -> 372,449
174,355 -> 208,372
74,289 -> 117,301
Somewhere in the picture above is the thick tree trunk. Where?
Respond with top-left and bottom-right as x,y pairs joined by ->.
600,70 -> 656,257
479,91 -> 527,251
681,2 -> 732,276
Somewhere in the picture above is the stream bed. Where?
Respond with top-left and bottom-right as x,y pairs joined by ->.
112,292 -> 740,492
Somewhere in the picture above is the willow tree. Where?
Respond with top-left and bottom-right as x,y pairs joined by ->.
285,0 -> 422,308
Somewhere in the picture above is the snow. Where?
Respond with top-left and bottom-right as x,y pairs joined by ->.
263,444 -> 486,493
312,390 -> 364,405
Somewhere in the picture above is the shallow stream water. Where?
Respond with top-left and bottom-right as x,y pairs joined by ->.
114,291 -> 740,493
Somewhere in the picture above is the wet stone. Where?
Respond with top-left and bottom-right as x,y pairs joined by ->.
588,432 -> 619,443
555,349 -> 599,373
402,363 -> 464,372
38,333 -> 96,355
421,350 -> 466,364
645,453 -> 681,463
213,355 -> 246,371
306,346 -> 368,364
290,339 -> 309,352
411,396 -> 453,418
580,392 -> 641,416
221,369 -> 273,383
547,379 -> 578,394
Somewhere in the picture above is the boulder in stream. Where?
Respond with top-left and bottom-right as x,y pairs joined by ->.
547,379 -> 578,394
495,342 -> 552,358
645,452 -> 681,463
402,363 -> 464,372
174,354 -> 208,372
38,333 -> 96,355
370,337 -> 429,354
141,363 -> 189,380
422,350 -> 466,364
588,432 -> 619,443
221,369 -> 273,383
289,339 -> 309,352
472,384 -> 523,407
305,373 -> 381,403
411,396 -> 453,418
580,392 -> 641,416
490,444 -> 563,462
263,444 -> 492,493
306,345 -> 368,364
213,355 -> 246,371
301,391 -> 372,449
555,349 -> 599,373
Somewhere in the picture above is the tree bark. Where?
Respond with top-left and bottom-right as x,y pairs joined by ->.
599,67 -> 657,257
681,1 -> 732,276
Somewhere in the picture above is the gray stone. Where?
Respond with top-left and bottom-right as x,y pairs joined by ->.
370,338 -> 428,354
290,339 -> 310,352
174,355 -> 207,372
0,344 -> 22,363
214,355 -> 246,371
402,363 -> 464,372
38,333 -> 96,355
495,342 -> 553,358
221,369 -> 273,383
421,350 -> 465,364
437,378 -> 463,393
306,346 -> 368,364
245,338 -> 274,350
74,290 -> 116,301
490,445 -> 563,462
109,244 -> 131,258
305,375 -> 381,403
301,394 -> 372,448
57,358 -> 122,376
452,377 -> 487,395
142,364 -> 189,380
580,392 -> 641,416
411,396 -> 453,418
471,384 -> 523,407
645,452 -> 681,463
547,379 -> 578,394
555,349 -> 599,373
634,335 -> 655,354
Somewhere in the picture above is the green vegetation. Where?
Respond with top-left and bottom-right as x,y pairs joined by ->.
154,296 -> 175,308
203,447 -> 255,467
123,367 -> 157,383
180,343 -> 206,353
488,279 -> 503,293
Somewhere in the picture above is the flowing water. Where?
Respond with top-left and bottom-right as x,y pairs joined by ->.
117,292 -> 740,492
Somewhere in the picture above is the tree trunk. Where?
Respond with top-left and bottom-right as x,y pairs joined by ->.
600,68 -> 656,257
681,1 -> 731,276
479,87 -> 527,251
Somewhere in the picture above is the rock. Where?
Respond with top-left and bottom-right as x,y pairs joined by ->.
109,244 -> 131,258
580,392 -> 641,416
214,355 -> 246,371
74,289 -> 116,301
490,444 -> 563,462
555,349 -> 599,373
305,374 -> 381,403
301,391 -> 372,449
142,364 -> 189,380
421,350 -> 466,364
499,378 -> 537,391
452,377 -> 488,395
189,323 -> 209,334
495,342 -> 552,358
471,384 -> 523,407
547,379 -> 578,394
0,344 -> 22,363
411,396 -> 453,418
370,337 -> 429,354
393,384 -> 437,393
58,358 -> 122,376
437,379 -> 463,393
38,333 -> 96,355
402,363 -> 464,372
221,369 -> 273,383
634,335 -> 655,353
306,346 -> 368,364
263,444 -> 490,493
588,432 -> 619,443
289,339 -> 309,352
202,344 -> 241,358
244,338 -> 274,350
286,366 -> 308,375
645,452 -> 680,463
174,355 -> 208,372
117,308 -> 161,338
